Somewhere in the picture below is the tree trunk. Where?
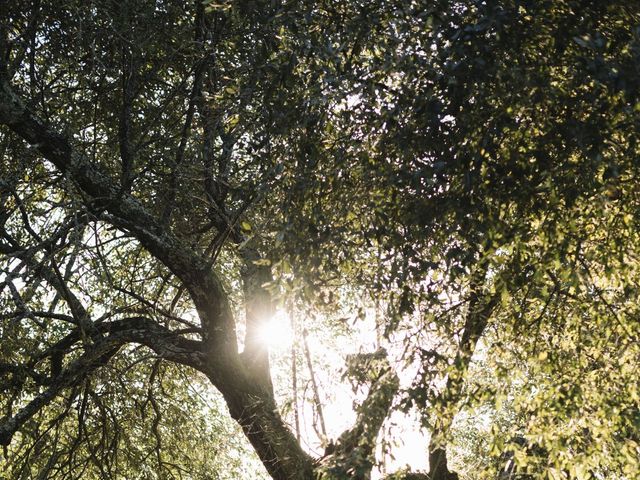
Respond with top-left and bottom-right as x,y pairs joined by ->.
207,365 -> 315,480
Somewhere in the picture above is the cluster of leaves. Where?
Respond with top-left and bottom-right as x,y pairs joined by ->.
263,1 -> 640,478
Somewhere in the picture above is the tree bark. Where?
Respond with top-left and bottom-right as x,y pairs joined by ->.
0,73 -> 317,480
0,58 -> 409,480
427,268 -> 498,480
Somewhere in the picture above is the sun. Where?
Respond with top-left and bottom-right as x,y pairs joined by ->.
257,309 -> 294,351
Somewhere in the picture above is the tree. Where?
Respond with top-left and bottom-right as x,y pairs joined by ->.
1,1 -> 639,479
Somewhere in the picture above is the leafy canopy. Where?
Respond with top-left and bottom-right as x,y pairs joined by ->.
0,1 -> 639,480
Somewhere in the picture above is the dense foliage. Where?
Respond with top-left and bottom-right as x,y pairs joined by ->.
0,1 -> 639,479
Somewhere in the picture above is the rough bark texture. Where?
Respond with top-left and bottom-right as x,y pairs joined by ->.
0,73 -> 318,480
0,38 -> 430,480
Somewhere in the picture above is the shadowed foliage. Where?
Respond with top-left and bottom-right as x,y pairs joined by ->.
1,1 -> 639,479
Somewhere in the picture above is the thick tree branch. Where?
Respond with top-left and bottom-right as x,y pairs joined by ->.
0,74 -> 315,480
0,336 -> 122,447
428,269 -> 498,480
0,75 -> 237,353
239,247 -> 274,396
102,317 -> 206,371
37,317 -> 205,372
0,315 -> 205,448
322,349 -> 400,480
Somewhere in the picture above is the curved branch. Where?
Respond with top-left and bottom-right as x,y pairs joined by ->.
322,349 -> 400,480
0,75 -> 237,353
0,62 -> 312,480
0,316 -> 205,447
428,267 -> 498,480
37,317 -> 205,372
0,336 -> 122,446
102,317 -> 205,371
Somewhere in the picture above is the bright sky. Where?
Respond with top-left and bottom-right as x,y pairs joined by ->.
258,308 -> 431,478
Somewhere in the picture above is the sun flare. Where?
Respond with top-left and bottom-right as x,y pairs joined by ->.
257,309 -> 294,351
